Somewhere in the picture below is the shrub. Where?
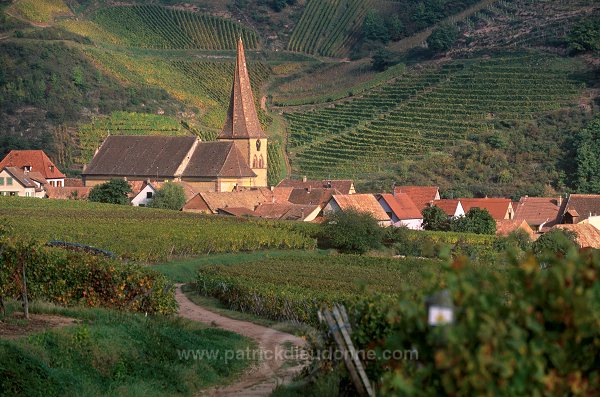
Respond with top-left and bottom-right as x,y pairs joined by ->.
148,182 -> 186,210
88,179 -> 132,205
427,23 -> 460,53
451,207 -> 496,235
422,205 -> 450,231
321,209 -> 384,254
567,17 -> 600,53
532,228 -> 578,257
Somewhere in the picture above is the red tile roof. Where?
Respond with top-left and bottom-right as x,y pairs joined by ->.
554,223 -> 600,249
394,186 -> 439,210
513,197 -> 560,226
331,194 -> 390,221
379,193 -> 422,220
459,198 -> 513,221
496,219 -> 535,238
432,199 -> 461,217
272,186 -> 294,203
253,202 -> 319,221
217,207 -> 256,217
181,194 -> 211,213
277,179 -> 355,195
45,186 -> 91,200
0,150 -> 65,179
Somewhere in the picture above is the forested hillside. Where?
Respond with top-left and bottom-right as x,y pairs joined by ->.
0,0 -> 598,194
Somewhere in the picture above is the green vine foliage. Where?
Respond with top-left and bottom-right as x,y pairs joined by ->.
0,238 -> 177,314
379,252 -> 600,396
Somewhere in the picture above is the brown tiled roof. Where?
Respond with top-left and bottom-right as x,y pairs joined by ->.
272,186 -> 294,203
64,178 -> 84,187
432,199 -> 461,217
459,198 -> 512,221
496,219 -> 535,238
182,194 -> 211,213
182,141 -> 256,178
253,202 -> 319,221
128,180 -> 147,198
195,189 -> 273,214
0,150 -> 65,179
287,187 -> 340,207
513,197 -> 560,226
379,193 -> 422,220
3,167 -> 37,188
218,38 -> 266,140
27,171 -> 48,186
46,186 -> 91,200
332,194 -> 390,221
217,207 -> 256,217
277,179 -> 354,195
554,223 -> 600,249
560,194 -> 600,222
394,186 -> 439,210
83,135 -> 197,177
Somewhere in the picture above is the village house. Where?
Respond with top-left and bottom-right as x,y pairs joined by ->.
559,194 -> 600,224
82,39 -> 267,192
393,185 -> 440,211
277,178 -> 356,195
431,199 -> 465,218
377,193 -> 423,229
0,150 -> 65,187
252,202 -> 321,222
182,188 -> 273,214
324,194 -> 391,226
45,186 -> 91,200
459,198 -> 515,221
554,223 -> 600,249
495,219 -> 536,239
0,167 -> 45,198
130,180 -> 197,207
513,196 -> 561,231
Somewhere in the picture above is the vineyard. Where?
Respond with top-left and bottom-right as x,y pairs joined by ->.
12,0 -> 71,24
196,253 -> 446,324
287,0 -> 373,57
0,198 -> 316,262
284,53 -> 584,178
90,5 -> 258,50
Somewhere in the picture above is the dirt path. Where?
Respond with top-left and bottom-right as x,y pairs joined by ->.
175,285 -> 308,396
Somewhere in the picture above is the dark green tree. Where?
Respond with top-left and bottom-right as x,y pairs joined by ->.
88,179 -> 132,205
567,17 -> 600,53
451,207 -> 496,235
422,205 -> 450,231
371,48 -> 393,71
386,15 -> 405,41
363,10 -> 389,43
322,209 -> 384,254
148,182 -> 186,210
575,117 -> 600,193
532,228 -> 578,257
427,23 -> 460,53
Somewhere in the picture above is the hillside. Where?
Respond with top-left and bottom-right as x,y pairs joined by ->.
0,0 -> 598,195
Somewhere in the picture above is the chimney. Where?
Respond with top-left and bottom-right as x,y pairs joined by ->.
557,196 -> 562,206
302,175 -> 307,183
301,207 -> 305,219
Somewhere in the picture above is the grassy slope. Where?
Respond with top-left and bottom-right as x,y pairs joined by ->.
0,300 -> 255,397
0,197 -> 316,262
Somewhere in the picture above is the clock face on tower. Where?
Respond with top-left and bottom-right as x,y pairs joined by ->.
256,140 -> 261,151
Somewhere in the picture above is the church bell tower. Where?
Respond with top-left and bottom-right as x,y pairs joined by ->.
217,38 -> 268,187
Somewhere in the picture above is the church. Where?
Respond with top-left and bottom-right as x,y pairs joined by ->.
82,39 -> 268,192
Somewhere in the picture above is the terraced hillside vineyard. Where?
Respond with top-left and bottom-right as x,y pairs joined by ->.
287,0 -> 374,57
91,5 -> 258,50
285,54 -> 585,178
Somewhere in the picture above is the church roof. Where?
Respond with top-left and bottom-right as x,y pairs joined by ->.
218,38 -> 266,140
83,135 -> 197,177
182,141 -> 256,178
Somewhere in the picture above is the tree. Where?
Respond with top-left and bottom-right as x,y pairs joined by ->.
532,228 -> 578,257
422,205 -> 450,231
363,10 -> 389,43
386,15 -> 405,41
451,208 -> 496,235
371,48 -> 393,71
321,209 -> 383,254
148,182 -> 186,210
88,179 -> 132,205
427,23 -> 460,53
567,17 -> 600,54
575,117 -> 600,193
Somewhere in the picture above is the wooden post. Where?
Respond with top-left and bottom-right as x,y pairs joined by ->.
20,254 -> 29,320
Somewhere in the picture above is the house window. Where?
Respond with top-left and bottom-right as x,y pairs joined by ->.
6,178 -> 12,186
9,192 -> 16,196
0,177 -> 3,185
147,192 -> 153,199
24,166 -> 31,172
